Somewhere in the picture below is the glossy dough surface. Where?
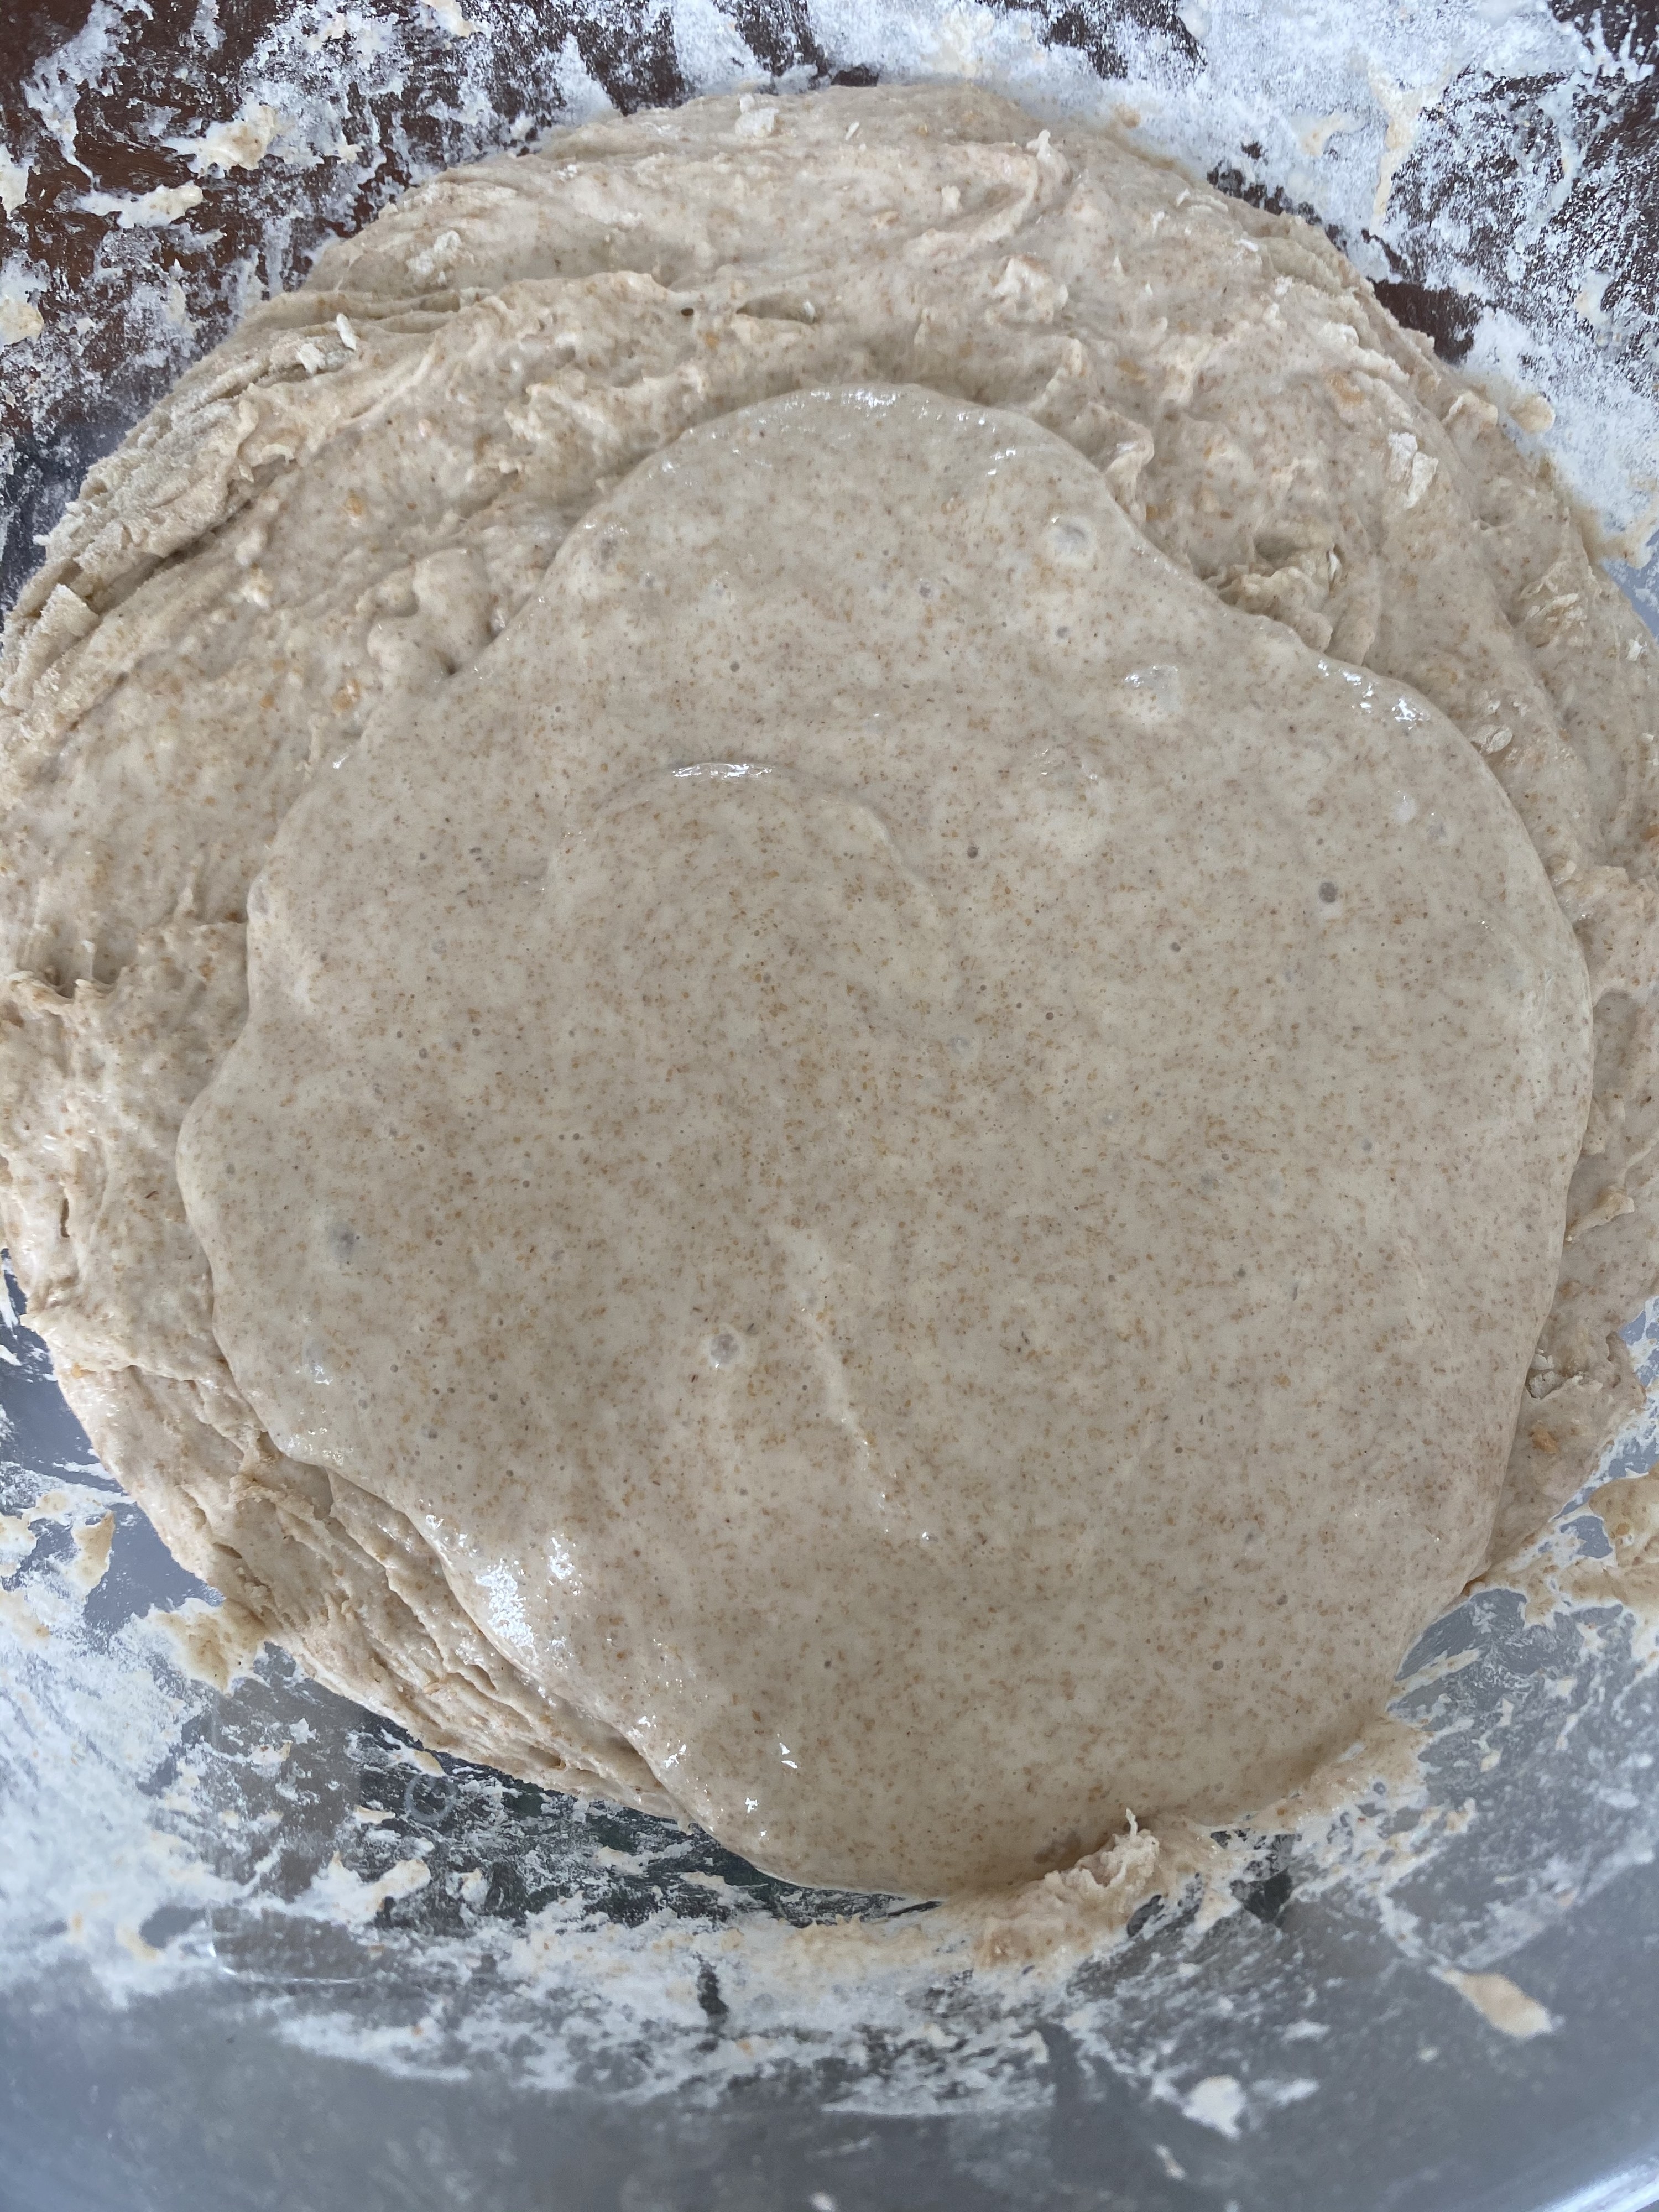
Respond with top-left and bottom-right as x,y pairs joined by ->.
3,84 -> 1656,1895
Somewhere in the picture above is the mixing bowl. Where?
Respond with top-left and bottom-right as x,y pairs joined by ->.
3,3 -> 1657,2205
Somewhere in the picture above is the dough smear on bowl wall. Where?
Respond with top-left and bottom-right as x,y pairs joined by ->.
2,82 -> 1656,1899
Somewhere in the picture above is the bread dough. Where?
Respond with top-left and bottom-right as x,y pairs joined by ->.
177,383 -> 1590,1892
2,82 -> 1656,1895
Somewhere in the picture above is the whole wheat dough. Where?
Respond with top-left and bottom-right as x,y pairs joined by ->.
2,82 -> 1656,1896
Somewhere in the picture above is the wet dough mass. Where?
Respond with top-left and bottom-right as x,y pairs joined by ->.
3,84 -> 1657,1895
181,384 -> 1592,1892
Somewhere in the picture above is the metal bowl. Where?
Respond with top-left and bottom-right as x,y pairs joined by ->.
3,5 -> 1658,2205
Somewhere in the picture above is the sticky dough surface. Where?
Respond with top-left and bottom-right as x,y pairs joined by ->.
181,385 -> 1589,1892
2,83 -> 1656,1896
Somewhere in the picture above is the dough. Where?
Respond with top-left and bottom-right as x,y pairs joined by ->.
2,82 -> 1656,1895
179,383 -> 1590,1892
